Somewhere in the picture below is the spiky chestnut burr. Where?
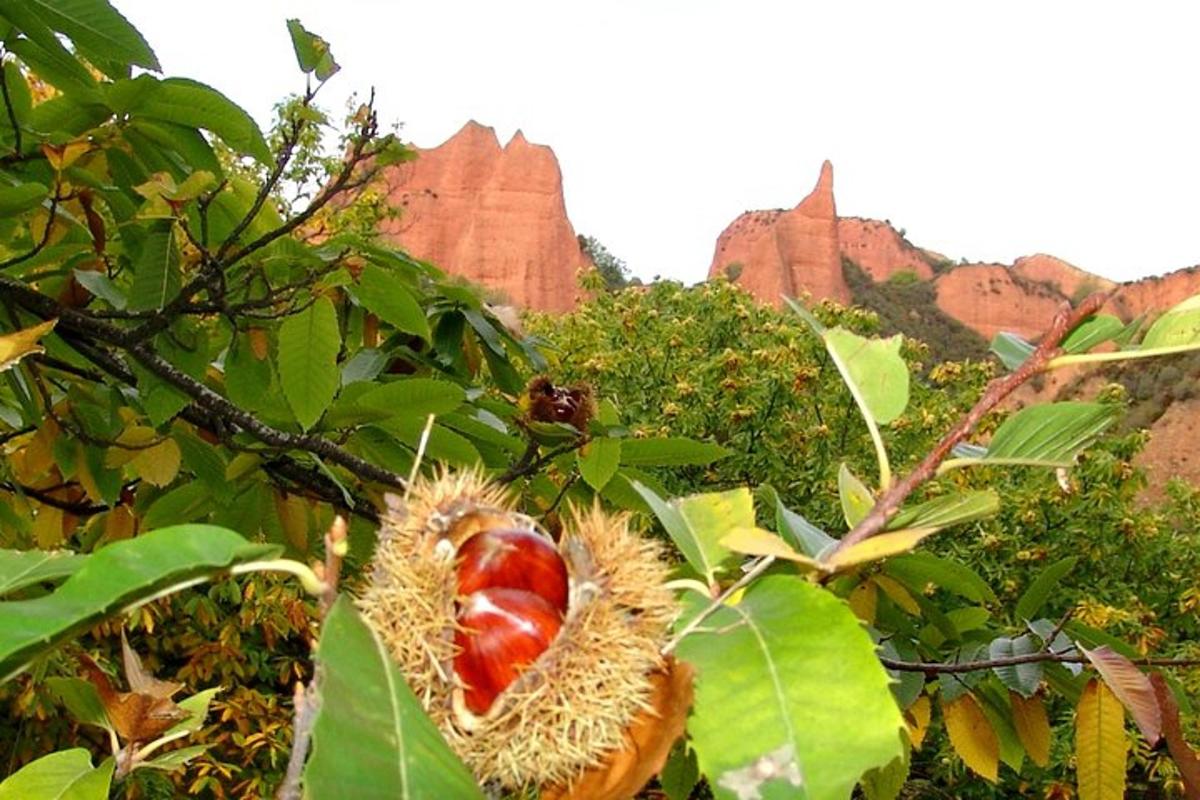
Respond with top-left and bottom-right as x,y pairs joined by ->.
357,469 -> 687,794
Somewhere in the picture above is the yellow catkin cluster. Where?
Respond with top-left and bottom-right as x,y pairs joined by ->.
356,469 -> 677,789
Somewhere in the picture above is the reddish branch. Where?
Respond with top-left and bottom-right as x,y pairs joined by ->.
830,292 -> 1108,556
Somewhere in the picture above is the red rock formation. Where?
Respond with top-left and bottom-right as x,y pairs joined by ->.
1109,266 -> 1200,320
838,218 -> 933,282
376,121 -> 587,312
708,162 -> 849,305
932,263 -> 1067,341
1012,254 -> 1116,301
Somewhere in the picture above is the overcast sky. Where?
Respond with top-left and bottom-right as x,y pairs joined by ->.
113,1 -> 1199,285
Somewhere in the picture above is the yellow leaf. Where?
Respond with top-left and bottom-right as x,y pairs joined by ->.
905,695 -> 931,749
249,327 -> 270,360
0,319 -> 56,373
274,491 -> 310,554
823,527 -> 939,571
1010,691 -> 1051,767
106,426 -> 158,468
74,444 -> 103,502
1076,679 -> 1127,800
942,693 -> 999,782
13,422 -> 57,484
847,579 -> 877,624
130,438 -> 182,487
720,526 -> 819,568
873,574 -> 921,615
32,505 -> 65,549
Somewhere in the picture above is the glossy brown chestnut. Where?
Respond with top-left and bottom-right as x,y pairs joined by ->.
455,528 -> 569,613
454,587 -> 564,715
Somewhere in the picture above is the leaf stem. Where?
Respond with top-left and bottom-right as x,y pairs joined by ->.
1044,341 -> 1200,369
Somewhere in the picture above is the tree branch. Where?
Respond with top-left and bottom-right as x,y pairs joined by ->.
879,651 -> 1200,675
829,293 -> 1108,557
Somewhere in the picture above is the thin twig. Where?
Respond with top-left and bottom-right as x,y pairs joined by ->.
275,515 -> 346,800
880,651 -> 1200,675
275,681 -> 319,800
829,293 -> 1108,557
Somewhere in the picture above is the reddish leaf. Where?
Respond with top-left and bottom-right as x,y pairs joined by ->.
1150,673 -> 1200,800
1081,645 -> 1161,744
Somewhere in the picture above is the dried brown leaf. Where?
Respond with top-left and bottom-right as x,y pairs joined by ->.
1150,673 -> 1200,800
541,659 -> 694,800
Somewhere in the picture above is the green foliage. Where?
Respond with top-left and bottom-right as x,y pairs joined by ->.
842,258 -> 991,363
678,576 -> 904,800
304,597 -> 483,799
577,233 -> 630,290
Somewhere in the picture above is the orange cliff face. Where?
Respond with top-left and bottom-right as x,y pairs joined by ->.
931,264 -> 1067,341
708,161 -> 849,306
375,121 -> 587,312
837,218 -> 933,282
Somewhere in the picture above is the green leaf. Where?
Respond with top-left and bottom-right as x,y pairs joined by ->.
1141,293 -> 1200,349
989,635 -> 1042,697
132,78 -> 270,165
989,332 -> 1036,371
45,677 -> 111,732
1014,556 -> 1077,621
1062,315 -> 1124,354
578,437 -> 621,490
285,18 -> 339,81
660,742 -> 700,800
631,484 -> 744,585
838,462 -> 874,528
159,687 -> 220,741
763,486 -> 836,558
355,378 -> 464,419
304,596 -> 483,799
0,748 -> 112,800
3,0 -> 158,71
0,549 -> 85,597
374,418 -> 481,468
138,745 -> 207,772
883,552 -> 996,604
277,297 -> 341,430
0,182 -> 49,216
952,403 -> 1118,469
72,269 -> 126,309
355,264 -> 430,341
889,490 -> 1000,531
677,576 -> 904,800
8,37 -> 98,98
859,734 -> 910,800
824,328 -> 909,424
619,436 -> 731,467
127,221 -> 181,312
0,525 -> 278,683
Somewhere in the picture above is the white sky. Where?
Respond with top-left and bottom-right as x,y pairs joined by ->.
113,1 -> 1200,285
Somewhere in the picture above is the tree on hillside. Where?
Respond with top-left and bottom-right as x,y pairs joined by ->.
578,233 -> 630,289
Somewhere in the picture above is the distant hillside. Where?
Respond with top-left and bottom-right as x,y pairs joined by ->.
841,259 -> 990,364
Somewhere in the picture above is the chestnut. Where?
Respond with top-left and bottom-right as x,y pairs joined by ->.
454,587 -> 563,715
455,528 -> 569,613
